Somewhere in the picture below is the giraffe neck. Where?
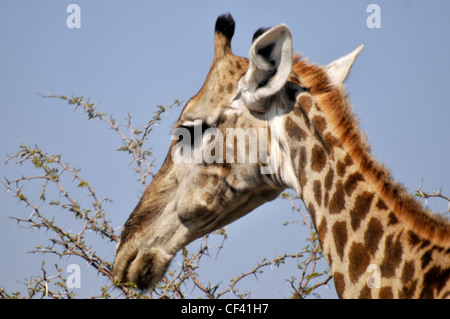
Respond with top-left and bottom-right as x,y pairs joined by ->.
275,87 -> 450,298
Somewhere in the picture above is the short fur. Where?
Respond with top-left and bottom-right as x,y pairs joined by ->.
292,55 -> 450,245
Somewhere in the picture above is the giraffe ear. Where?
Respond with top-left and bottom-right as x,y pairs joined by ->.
326,45 -> 364,85
239,24 -> 293,112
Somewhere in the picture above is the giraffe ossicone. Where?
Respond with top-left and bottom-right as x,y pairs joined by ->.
113,14 -> 450,298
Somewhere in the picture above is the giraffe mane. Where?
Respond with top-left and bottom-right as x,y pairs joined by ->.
292,54 -> 450,245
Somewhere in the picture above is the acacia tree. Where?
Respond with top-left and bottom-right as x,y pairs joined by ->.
1,94 -> 447,299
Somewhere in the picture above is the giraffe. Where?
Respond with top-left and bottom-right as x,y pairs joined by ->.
113,13 -> 450,298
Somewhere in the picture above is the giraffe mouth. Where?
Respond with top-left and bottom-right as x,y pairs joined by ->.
113,243 -> 174,290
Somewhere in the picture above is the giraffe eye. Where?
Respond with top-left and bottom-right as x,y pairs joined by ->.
179,121 -> 210,148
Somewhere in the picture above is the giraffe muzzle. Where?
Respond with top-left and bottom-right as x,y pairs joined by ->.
113,243 -> 173,290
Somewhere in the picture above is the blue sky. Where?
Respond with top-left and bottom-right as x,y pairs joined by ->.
1,1 -> 449,299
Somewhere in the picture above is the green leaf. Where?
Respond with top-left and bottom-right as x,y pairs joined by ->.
77,181 -> 88,188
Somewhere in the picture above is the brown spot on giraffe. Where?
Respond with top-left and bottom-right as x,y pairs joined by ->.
408,231 -> 421,248
313,180 -> 322,207
336,154 -> 353,177
332,221 -> 348,260
350,191 -> 374,231
285,116 -> 307,142
376,199 -> 388,210
358,286 -> 372,299
329,182 -> 346,214
348,242 -> 371,283
380,234 -> 403,278
387,212 -> 399,226
307,203 -> 317,226
318,217 -> 328,243
323,167 -> 334,207
399,279 -> 418,299
419,239 -> 431,251
292,100 -> 311,129
298,146 -> 308,191
421,246 -> 443,270
336,161 -> 346,177
401,261 -> 416,284
323,132 -> 341,158
324,167 -> 334,192
344,172 -> 364,196
420,266 -> 450,298
312,115 -> 327,135
311,144 -> 327,172
333,272 -> 346,298
324,192 -> 330,208
379,287 -> 394,299
296,94 -> 312,114
364,217 -> 384,256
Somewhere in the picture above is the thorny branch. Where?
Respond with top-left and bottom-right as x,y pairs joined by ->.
3,94 -> 181,298
41,92 -> 182,189
416,182 -> 450,215
282,193 -> 333,298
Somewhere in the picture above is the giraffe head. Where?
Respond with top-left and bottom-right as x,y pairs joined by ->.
112,13 -> 362,289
